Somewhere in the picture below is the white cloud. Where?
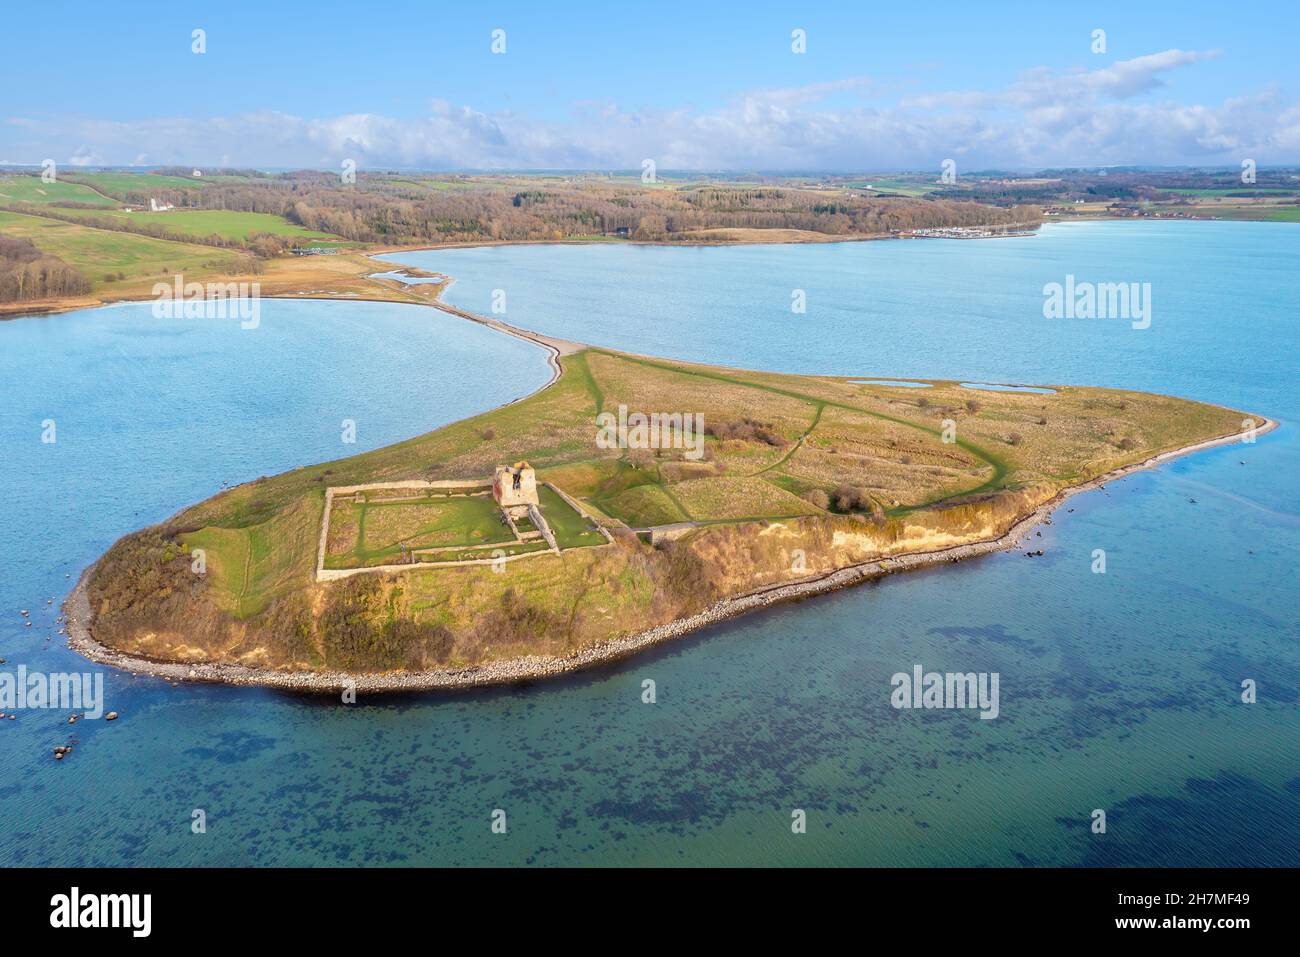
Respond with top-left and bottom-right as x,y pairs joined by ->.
67,146 -> 101,167
2,50 -> 1295,170
901,49 -> 1222,109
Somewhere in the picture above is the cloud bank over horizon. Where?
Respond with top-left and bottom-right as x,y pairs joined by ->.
5,49 -> 1299,171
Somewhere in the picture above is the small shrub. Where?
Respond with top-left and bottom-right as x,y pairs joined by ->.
1007,432 -> 1024,446
832,484 -> 875,512
801,488 -> 830,510
705,418 -> 788,446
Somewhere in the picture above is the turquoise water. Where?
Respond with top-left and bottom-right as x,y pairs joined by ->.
1,224 -> 1296,866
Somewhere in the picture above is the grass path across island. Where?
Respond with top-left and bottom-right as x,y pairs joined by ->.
657,481 -> 695,521
593,349 -> 1010,506
753,401 -> 825,476
238,532 -> 254,616
569,350 -> 604,414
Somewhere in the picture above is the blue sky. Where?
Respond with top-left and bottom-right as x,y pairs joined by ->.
3,0 -> 1297,169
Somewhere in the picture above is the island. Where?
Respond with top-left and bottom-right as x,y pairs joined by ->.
62,288 -> 1270,691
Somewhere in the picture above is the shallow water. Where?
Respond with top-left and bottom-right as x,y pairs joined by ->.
1,223 -> 1296,866
960,382 -> 1057,394
847,379 -> 933,389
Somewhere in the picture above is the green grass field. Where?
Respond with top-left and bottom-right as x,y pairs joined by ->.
591,483 -> 687,526
424,540 -> 551,563
537,485 -> 607,548
49,207 -> 338,242
63,171 -> 207,194
1157,187 -> 1299,197
1211,205 -> 1300,222
0,175 -> 119,206
1147,199 -> 1300,222
326,494 -> 512,567
0,210 -> 249,291
842,177 -> 942,197
324,485 -> 607,568
180,496 -> 319,617
381,176 -> 479,192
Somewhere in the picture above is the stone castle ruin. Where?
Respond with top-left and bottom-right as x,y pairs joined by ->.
492,462 -> 556,550
317,461 -> 613,581
493,461 -> 538,511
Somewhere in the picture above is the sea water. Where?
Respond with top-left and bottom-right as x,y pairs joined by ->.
0,223 -> 1295,866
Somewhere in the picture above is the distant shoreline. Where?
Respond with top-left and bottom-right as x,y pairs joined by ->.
2,222 -> 1052,320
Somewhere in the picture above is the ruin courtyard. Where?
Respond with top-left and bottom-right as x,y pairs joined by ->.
317,465 -> 611,581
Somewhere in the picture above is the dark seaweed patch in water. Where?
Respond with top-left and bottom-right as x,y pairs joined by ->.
183,730 -> 278,764
1062,771 -> 1300,867
928,623 -> 1045,655
1202,650 -> 1299,704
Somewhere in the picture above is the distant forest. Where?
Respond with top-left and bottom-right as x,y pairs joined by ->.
0,235 -> 90,302
105,172 -> 1042,247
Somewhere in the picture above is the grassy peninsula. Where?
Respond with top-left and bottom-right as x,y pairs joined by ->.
68,296 -> 1263,688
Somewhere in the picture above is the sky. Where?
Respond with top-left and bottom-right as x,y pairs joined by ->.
2,0 -> 1298,171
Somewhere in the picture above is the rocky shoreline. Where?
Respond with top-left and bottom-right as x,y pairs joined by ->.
62,416 -> 1276,694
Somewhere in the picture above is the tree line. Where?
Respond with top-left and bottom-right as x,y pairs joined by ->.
182,174 -> 1042,245
0,235 -> 91,302
2,171 -> 1042,263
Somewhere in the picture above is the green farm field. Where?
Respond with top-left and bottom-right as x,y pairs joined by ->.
843,176 -> 943,196
1157,187 -> 1299,197
0,210 -> 250,291
1211,205 -> 1300,222
63,171 -> 208,194
49,207 -> 339,243
0,175 -> 118,206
